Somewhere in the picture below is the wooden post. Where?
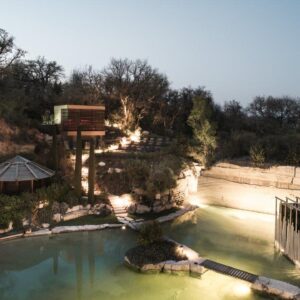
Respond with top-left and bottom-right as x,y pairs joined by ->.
0,181 -> 3,193
31,180 -> 34,193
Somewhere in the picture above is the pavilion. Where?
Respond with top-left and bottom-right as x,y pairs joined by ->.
0,155 -> 55,194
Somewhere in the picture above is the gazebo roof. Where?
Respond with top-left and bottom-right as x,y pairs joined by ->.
0,156 -> 55,182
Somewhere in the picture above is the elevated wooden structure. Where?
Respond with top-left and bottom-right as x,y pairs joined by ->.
54,104 -> 105,138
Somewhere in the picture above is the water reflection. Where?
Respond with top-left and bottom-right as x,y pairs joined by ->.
0,230 -> 137,300
164,205 -> 300,285
0,207 -> 299,300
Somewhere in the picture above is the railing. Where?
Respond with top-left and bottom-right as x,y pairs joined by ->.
275,196 -> 300,265
61,109 -> 105,131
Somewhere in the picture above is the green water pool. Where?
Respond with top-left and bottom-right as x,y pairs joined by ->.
0,205 -> 298,300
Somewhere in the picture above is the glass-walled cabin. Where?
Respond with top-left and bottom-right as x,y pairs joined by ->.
54,104 -> 105,137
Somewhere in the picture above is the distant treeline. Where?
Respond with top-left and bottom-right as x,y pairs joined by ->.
1,28 -> 299,166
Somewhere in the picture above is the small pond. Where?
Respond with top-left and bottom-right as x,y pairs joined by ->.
0,205 -> 299,300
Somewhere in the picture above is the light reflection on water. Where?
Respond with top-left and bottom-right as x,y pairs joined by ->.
0,205 -> 298,300
164,205 -> 300,285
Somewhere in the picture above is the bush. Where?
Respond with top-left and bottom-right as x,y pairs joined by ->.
138,221 -> 163,246
250,144 -> 265,166
146,167 -> 176,199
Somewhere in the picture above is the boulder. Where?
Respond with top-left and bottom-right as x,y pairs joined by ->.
100,204 -> 112,216
163,260 -> 176,274
53,213 -> 62,222
252,276 -> 300,300
136,204 -> 151,214
190,260 -> 206,277
98,161 -> 106,167
42,223 -> 50,229
171,260 -> 190,274
127,203 -> 137,214
140,262 -> 165,273
165,203 -> 174,210
153,205 -> 165,213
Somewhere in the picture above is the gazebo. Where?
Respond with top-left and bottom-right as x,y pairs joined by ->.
0,156 -> 55,194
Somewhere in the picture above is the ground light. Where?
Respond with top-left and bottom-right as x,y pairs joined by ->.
121,225 -> 126,230
232,282 -> 251,297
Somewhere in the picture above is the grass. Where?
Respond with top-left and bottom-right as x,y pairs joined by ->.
54,214 -> 120,227
128,207 -> 179,221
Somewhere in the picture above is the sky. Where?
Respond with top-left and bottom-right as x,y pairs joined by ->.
0,0 -> 299,105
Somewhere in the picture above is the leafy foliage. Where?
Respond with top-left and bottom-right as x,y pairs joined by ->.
138,221 -> 163,246
249,144 -> 265,166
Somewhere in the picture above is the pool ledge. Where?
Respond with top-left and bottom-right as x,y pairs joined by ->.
252,276 -> 300,300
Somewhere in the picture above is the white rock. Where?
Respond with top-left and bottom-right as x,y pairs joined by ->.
171,260 -> 190,274
42,223 -> 50,229
163,260 -> 176,273
53,213 -> 62,222
115,168 -> 123,173
153,205 -> 165,213
136,204 -> 151,214
140,262 -> 165,273
252,276 -> 300,299
127,203 -> 137,214
190,260 -> 206,276
98,161 -> 106,166
26,229 -> 51,236
108,168 -> 114,174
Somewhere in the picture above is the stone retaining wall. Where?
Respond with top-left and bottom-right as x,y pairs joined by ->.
198,163 -> 300,214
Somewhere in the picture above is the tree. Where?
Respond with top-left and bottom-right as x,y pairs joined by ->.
102,58 -> 169,130
247,96 -> 300,133
88,138 -> 95,204
21,57 -> 64,119
188,93 -> 217,167
0,28 -> 25,74
63,66 -> 103,105
74,127 -> 82,197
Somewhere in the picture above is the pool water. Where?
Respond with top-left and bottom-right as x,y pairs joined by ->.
0,206 -> 298,300
164,205 -> 300,285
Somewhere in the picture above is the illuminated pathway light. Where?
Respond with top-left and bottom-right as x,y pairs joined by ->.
233,282 -> 251,297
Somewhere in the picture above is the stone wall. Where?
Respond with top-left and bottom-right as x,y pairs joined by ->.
197,163 -> 300,214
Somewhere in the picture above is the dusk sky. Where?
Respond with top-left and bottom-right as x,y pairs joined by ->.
1,0 -> 299,105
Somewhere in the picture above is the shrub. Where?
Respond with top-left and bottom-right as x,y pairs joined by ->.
250,144 -> 265,166
146,167 -> 176,199
138,221 -> 163,246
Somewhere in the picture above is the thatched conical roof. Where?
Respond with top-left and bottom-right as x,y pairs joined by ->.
0,155 -> 55,182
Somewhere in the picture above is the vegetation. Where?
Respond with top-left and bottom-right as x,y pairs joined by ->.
0,183 -> 80,229
55,214 -> 119,227
249,144 -> 265,166
1,27 -> 300,168
125,240 -> 187,268
138,221 -> 163,246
